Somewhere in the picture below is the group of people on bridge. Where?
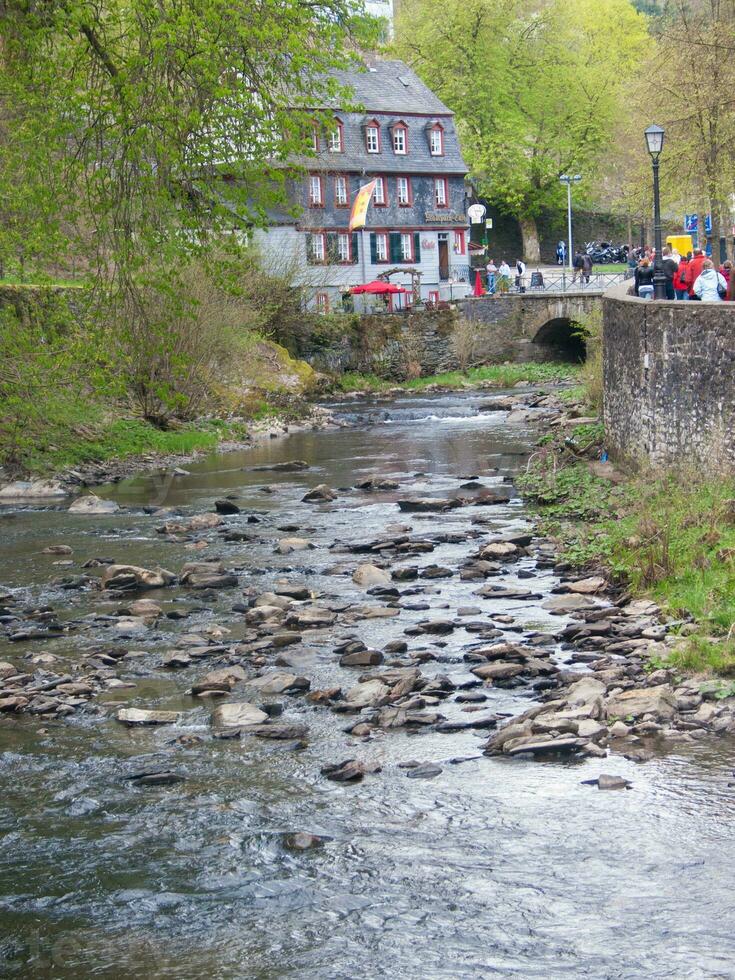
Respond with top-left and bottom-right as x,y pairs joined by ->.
633,246 -> 735,302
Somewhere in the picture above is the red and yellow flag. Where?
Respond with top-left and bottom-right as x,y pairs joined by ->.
348,179 -> 377,232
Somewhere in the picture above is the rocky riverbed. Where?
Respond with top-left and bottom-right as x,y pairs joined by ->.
1,388 -> 735,979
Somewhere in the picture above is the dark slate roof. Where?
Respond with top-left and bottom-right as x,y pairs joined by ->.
294,110 -> 468,176
323,58 -> 453,117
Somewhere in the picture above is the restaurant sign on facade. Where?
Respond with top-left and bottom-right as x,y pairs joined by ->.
424,210 -> 465,224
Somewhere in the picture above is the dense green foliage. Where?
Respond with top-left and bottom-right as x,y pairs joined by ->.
394,0 -> 648,258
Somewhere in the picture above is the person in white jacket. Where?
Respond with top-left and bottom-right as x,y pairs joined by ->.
693,259 -> 727,301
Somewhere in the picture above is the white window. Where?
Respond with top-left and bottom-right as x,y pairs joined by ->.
366,125 -> 380,153
374,176 -> 386,205
315,292 -> 329,313
400,233 -> 413,261
454,230 -> 465,254
397,177 -> 410,205
335,176 -> 348,206
434,177 -> 447,207
430,128 -> 443,155
393,126 -> 407,154
311,126 -> 319,152
337,233 -> 350,262
329,124 -> 343,153
375,233 -> 388,262
310,233 -> 325,262
309,175 -> 323,206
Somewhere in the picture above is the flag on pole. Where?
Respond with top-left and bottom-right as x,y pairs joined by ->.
348,179 -> 377,232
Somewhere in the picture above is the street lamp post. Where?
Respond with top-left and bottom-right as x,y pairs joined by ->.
559,174 -> 582,270
644,124 -> 667,300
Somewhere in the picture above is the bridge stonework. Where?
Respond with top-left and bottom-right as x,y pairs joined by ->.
603,282 -> 735,469
291,292 -> 599,379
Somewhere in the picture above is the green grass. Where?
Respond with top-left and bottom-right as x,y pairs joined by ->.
22,417 -> 228,473
334,362 -> 579,393
0,275 -> 83,288
590,264 -> 628,274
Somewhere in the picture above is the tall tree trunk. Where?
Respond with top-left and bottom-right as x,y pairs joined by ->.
626,213 -> 632,251
518,215 -> 540,263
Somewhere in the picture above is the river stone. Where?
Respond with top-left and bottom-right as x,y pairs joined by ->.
352,564 -> 391,587
302,484 -> 337,503
542,593 -> 599,614
211,702 -> 268,727
246,672 -> 309,695
340,650 -> 384,667
321,759 -> 367,782
128,598 -> 163,618
242,723 -> 309,739
583,774 -> 632,791
101,564 -> 176,591
0,479 -> 70,499
254,593 -> 292,609
42,544 -> 73,555
271,632 -> 302,648
276,538 -> 313,554
0,662 -> 19,680
275,584 -> 312,600
476,584 -> 541,600
344,679 -> 390,708
505,733 -> 587,755
180,562 -> 238,589
200,666 -> 248,688
566,576 -> 606,594
286,607 -> 337,630
283,832 -> 325,850
116,707 -> 181,725
68,495 -> 119,515
566,676 -> 607,706
246,605 -> 285,623
605,684 -> 676,721
472,662 -> 526,682
213,499 -> 240,516
481,542 -> 518,560
406,762 -> 443,779
397,497 -> 463,512
0,696 -> 29,712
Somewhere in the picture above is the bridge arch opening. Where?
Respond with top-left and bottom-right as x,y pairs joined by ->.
532,317 -> 586,363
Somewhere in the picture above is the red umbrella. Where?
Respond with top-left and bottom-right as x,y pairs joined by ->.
473,270 -> 486,297
351,280 -> 406,294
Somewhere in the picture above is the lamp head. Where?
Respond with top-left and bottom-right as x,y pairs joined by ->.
644,124 -> 665,159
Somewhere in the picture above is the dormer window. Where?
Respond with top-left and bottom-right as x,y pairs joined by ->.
328,119 -> 344,153
310,123 -> 319,153
428,123 -> 444,156
365,120 -> 381,154
391,122 -> 408,155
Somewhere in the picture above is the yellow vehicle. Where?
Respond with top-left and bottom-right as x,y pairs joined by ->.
666,234 -> 694,255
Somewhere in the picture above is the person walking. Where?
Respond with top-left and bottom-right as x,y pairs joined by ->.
556,241 -> 566,265
515,258 -> 526,291
686,248 -> 706,298
719,259 -> 732,285
498,260 -> 511,293
634,257 -> 655,299
693,258 -> 727,301
581,252 -> 593,284
486,258 -> 497,296
660,246 -> 677,300
673,255 -> 689,300
571,248 -> 585,284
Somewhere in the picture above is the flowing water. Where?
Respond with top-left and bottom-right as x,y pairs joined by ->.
1,391 -> 734,980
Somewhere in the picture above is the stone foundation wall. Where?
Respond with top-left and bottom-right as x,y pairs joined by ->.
602,283 -> 735,469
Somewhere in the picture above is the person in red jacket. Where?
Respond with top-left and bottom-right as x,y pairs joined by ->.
687,248 -> 706,298
673,256 -> 689,299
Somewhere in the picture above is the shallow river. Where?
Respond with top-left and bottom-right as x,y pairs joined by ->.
1,391 -> 735,980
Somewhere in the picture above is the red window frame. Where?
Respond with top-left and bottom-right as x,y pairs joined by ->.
310,231 -> 326,263
400,232 -> 414,262
308,174 -> 324,207
373,176 -> 388,207
375,232 -> 389,263
392,123 -> 408,155
336,232 -> 351,264
396,176 -> 412,207
428,290 -> 440,305
454,229 -> 466,254
365,121 -> 381,154
434,177 -> 448,208
334,175 -> 350,208
315,292 -> 330,313
429,124 -> 444,156
310,123 -> 320,153
328,119 -> 344,153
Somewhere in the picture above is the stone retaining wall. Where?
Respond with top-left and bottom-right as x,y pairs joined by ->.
602,282 -> 735,469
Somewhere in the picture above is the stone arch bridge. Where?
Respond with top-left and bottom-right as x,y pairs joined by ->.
456,291 -> 602,363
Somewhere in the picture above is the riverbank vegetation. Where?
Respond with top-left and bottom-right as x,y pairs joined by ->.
333,362 -> 579,394
519,359 -> 735,678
